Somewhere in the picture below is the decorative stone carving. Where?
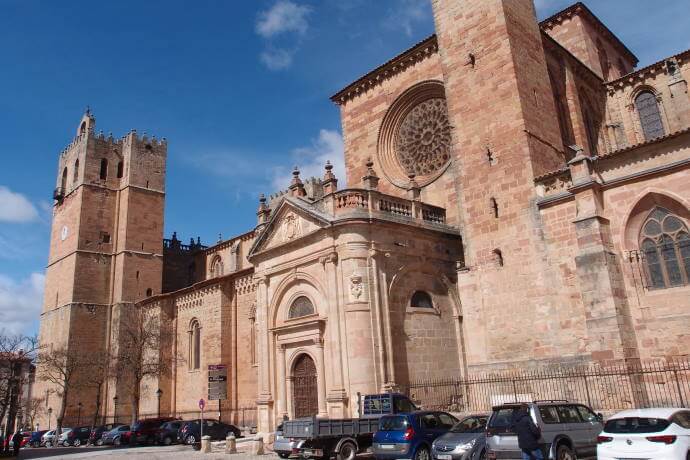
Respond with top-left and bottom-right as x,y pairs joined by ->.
348,271 -> 369,303
282,212 -> 301,241
396,98 -> 451,177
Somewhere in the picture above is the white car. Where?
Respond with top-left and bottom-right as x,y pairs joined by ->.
57,428 -> 74,446
597,408 -> 690,460
41,430 -> 55,447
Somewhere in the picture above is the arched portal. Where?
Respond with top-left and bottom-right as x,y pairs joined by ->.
292,354 -> 318,418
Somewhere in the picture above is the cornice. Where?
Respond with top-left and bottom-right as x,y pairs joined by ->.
605,48 -> 690,90
330,35 -> 438,106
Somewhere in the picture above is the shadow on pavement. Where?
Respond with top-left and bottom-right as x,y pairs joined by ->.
18,447 -> 111,459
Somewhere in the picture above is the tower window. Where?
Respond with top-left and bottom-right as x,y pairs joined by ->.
100,231 -> 110,244
493,249 -> 504,267
146,288 -> 153,297
410,291 -> 433,309
490,198 -> 499,218
635,91 -> 665,141
117,161 -> 124,178
99,158 -> 108,180
61,167 -> 68,192
73,160 -> 79,185
639,207 -> 690,289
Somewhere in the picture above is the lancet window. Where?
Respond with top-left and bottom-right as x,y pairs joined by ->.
640,207 -> 690,289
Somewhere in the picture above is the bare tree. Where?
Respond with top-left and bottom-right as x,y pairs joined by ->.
23,396 -> 44,431
0,332 -> 37,450
113,307 -> 174,425
36,347 -> 80,438
79,352 -> 109,428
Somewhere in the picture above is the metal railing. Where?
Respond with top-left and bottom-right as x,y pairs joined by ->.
398,358 -> 690,414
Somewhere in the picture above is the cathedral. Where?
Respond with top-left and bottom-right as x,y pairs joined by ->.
36,0 -> 690,435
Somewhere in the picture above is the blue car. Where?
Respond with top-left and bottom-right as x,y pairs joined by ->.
373,411 -> 459,460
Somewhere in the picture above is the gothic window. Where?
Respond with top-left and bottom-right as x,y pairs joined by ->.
490,198 -> 499,218
73,160 -> 79,184
410,291 -> 433,309
61,167 -> 67,191
582,107 -> 599,155
189,319 -> 201,370
117,161 -> 124,178
639,207 -> 690,289
99,158 -> 108,180
210,256 -> 223,278
288,296 -> 315,319
493,249 -> 504,267
635,91 -> 665,141
146,288 -> 152,297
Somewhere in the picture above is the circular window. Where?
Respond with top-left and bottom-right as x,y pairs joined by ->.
378,81 -> 451,188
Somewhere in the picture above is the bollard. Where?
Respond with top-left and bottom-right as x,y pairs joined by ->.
250,436 -> 264,455
225,433 -> 237,454
201,435 -> 212,453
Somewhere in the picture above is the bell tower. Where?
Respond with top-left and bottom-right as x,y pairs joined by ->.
36,110 -> 167,426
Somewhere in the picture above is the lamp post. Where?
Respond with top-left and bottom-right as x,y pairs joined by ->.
113,396 -> 118,424
77,402 -> 82,426
47,407 -> 53,430
155,389 -> 163,418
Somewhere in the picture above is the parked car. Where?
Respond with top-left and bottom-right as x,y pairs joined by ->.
41,430 -> 55,447
90,423 -> 123,446
64,426 -> 91,446
102,424 -> 130,446
432,414 -> 489,460
57,428 -> 74,446
3,431 -> 31,449
485,401 -> 603,460
129,417 -> 178,445
597,407 -> 690,460
28,430 -> 48,448
155,420 -> 184,445
373,411 -> 460,460
274,423 -> 304,459
178,419 -> 242,444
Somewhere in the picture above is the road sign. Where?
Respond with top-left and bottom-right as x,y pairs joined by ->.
208,364 -> 228,400
199,398 -> 205,410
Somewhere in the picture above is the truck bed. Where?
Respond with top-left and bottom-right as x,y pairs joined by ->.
283,416 -> 380,439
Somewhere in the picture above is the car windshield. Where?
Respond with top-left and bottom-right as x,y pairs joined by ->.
451,417 -> 487,433
489,407 -> 520,429
604,417 -> 671,433
379,416 -> 409,431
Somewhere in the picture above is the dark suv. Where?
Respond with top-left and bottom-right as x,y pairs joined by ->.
89,423 -> 123,446
178,419 -> 242,444
129,417 -> 178,445
486,401 -> 603,460
64,426 -> 92,446
155,420 -> 184,445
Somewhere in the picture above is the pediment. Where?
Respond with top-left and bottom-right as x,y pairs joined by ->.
249,198 -> 331,257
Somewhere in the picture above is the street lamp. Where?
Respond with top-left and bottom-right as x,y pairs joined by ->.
47,407 -> 53,430
77,402 -> 83,426
155,389 -> 163,418
113,396 -> 118,424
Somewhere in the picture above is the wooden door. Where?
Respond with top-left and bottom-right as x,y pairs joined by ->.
292,354 -> 318,418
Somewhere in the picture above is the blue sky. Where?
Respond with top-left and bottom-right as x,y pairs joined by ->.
0,0 -> 688,335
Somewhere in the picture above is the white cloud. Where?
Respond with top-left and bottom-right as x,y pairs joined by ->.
0,272 -> 45,335
271,129 -> 345,192
255,0 -> 311,71
384,0 -> 430,37
260,47 -> 296,71
0,186 -> 39,223
256,0 -> 311,38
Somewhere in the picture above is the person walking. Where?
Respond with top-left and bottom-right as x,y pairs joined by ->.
12,430 -> 24,457
511,404 -> 543,460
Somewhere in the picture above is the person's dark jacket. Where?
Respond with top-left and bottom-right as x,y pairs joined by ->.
511,411 -> 541,451
12,431 -> 24,449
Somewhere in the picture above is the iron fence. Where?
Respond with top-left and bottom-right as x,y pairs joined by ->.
398,357 -> 690,414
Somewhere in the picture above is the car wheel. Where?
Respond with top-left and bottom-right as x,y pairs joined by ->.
162,436 -> 172,446
96,439 -> 103,446
414,446 -> 431,460
278,454 -> 290,459
556,444 -> 575,460
186,434 -> 196,445
46,441 -> 52,448
114,437 -> 121,446
336,441 -> 357,460
74,439 -> 81,447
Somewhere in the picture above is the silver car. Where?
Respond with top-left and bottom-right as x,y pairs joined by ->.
485,401 -> 603,460
432,414 -> 489,460
274,425 -> 304,458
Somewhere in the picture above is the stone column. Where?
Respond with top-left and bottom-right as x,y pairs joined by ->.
315,339 -> 328,417
277,345 -> 287,419
255,275 -> 273,434
321,251 -> 347,417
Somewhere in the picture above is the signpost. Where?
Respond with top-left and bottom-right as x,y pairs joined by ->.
199,398 -> 205,441
208,364 -> 228,421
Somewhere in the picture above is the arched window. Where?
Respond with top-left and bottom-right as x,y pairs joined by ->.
61,167 -> 68,191
210,256 -> 223,278
490,197 -> 499,218
639,207 -> 690,289
288,296 -> 315,319
582,107 -> 599,155
79,121 -> 87,135
99,158 -> 108,180
635,91 -> 665,141
146,288 -> 152,297
410,291 -> 433,309
117,161 -> 124,178
73,160 -> 79,184
189,320 -> 201,370
493,249 -> 504,267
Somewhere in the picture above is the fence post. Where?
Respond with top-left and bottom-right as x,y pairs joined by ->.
512,378 -> 518,403
583,374 -> 592,408
673,369 -> 686,407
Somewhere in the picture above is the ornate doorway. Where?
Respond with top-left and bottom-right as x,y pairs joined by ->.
292,354 -> 318,418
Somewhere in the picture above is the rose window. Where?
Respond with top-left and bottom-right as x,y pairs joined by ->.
395,98 -> 451,177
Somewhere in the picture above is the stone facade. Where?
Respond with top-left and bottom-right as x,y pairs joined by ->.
36,0 -> 690,436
